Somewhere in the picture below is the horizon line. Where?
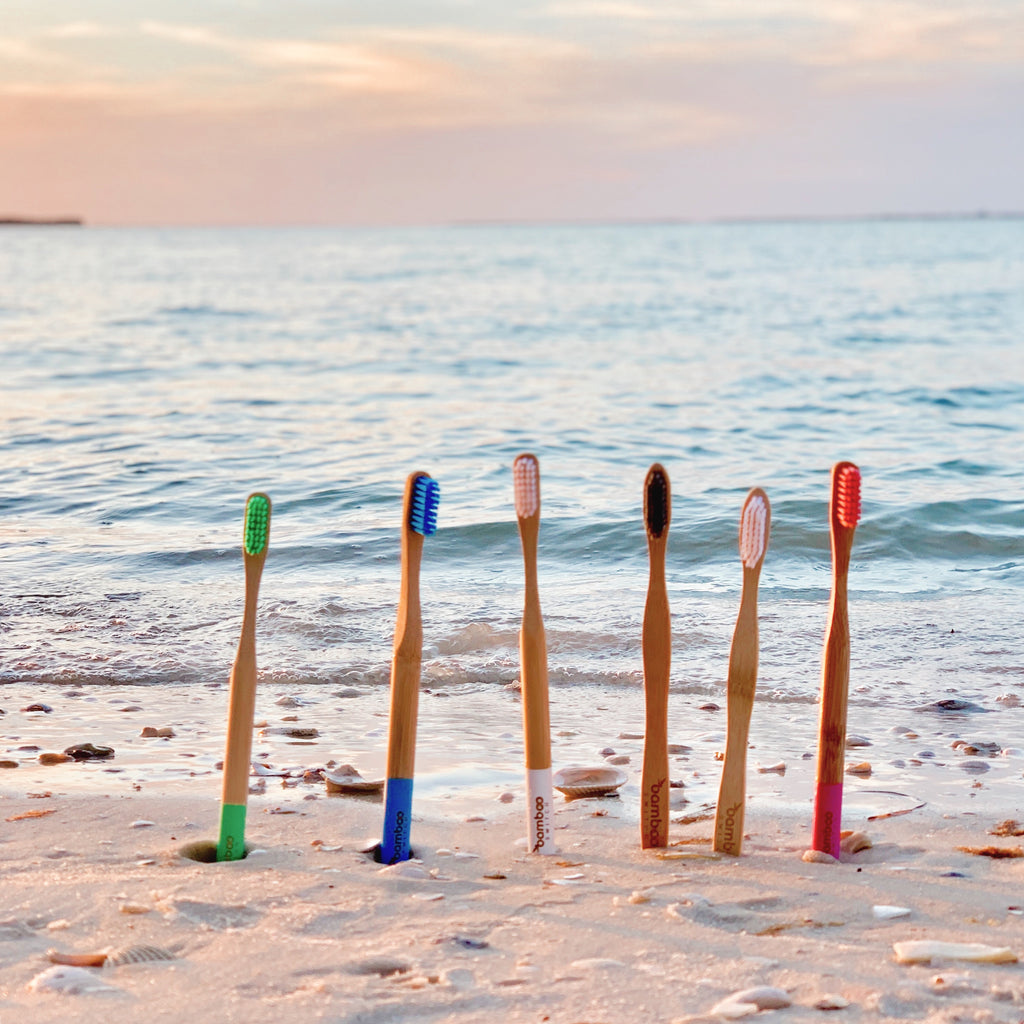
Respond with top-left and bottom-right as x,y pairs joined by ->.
3,210 -> 1023,230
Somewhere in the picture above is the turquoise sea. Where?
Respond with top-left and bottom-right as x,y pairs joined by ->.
2,219 -> 1022,718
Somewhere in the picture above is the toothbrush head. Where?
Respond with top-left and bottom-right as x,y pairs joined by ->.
833,462 -> 861,530
243,493 -> 271,557
644,464 -> 670,540
739,489 -> 769,569
513,453 -> 540,519
409,474 -> 440,536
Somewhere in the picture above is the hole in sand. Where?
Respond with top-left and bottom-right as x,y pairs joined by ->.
177,839 -> 252,863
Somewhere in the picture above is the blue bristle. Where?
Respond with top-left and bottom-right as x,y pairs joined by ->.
409,476 -> 440,536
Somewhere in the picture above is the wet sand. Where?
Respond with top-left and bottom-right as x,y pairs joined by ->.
1,682 -> 1022,1022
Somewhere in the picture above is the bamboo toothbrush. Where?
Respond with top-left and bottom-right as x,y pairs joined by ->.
380,471 -> 440,864
513,453 -> 555,855
217,492 -> 271,862
640,464 -> 672,849
713,487 -> 771,856
812,461 -> 862,858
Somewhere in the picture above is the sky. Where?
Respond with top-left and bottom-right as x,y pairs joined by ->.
1,1 -> 1022,225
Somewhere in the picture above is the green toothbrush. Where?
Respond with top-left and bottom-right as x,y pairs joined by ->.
217,492 -> 271,861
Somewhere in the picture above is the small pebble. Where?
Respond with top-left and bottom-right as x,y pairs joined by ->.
845,761 -> 872,775
699,703 -> 720,712
815,994 -> 850,1010
130,820 -> 155,829
757,762 -> 786,774
441,967 -> 475,990
64,743 -> 115,761
39,752 -> 73,765
606,754 -> 630,765
22,703 -> 54,713
845,734 -> 872,747
498,792 -> 515,804
618,732 -> 644,740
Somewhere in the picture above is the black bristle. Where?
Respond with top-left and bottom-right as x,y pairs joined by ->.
644,466 -> 670,538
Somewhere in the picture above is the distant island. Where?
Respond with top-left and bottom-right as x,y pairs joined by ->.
0,216 -> 83,226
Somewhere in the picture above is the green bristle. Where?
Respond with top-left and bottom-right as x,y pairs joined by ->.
243,494 -> 270,556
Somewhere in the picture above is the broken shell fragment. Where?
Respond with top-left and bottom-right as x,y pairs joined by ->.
873,905 -> 912,920
710,986 -> 792,1018
893,940 -> 1017,965
552,765 -> 627,799
324,765 -> 385,794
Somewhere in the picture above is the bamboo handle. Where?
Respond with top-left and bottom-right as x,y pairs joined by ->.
640,535 -> 671,849
221,555 -> 264,808
714,567 -> 759,855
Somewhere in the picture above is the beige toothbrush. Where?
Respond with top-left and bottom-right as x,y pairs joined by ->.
713,487 -> 770,856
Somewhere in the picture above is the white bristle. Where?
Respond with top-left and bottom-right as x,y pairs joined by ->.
513,455 -> 539,518
739,495 -> 768,568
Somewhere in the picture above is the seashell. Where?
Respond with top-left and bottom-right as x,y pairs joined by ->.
28,965 -> 118,994
47,945 -> 176,968
323,766 -> 384,794
711,987 -> 792,1015
839,830 -> 872,854
893,940 -> 1017,964
104,945 -> 177,967
757,761 -> 786,774
552,765 -> 627,799
845,761 -> 872,775
802,849 -> 839,864
377,860 -> 432,879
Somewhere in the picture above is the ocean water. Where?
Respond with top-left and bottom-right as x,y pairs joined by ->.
1,219 -> 1022,720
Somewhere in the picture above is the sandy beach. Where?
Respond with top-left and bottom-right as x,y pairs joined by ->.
1,683 -> 1022,1023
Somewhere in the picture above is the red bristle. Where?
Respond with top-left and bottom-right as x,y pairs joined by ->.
835,464 -> 861,529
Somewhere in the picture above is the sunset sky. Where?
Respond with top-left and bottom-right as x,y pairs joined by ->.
2,1 -> 1022,225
